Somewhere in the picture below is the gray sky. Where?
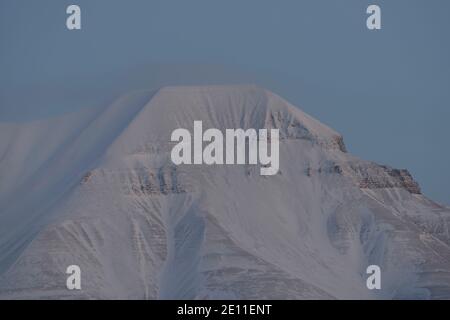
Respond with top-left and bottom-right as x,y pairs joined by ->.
1,0 -> 449,204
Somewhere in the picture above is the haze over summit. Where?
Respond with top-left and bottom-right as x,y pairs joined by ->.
1,0 -> 449,204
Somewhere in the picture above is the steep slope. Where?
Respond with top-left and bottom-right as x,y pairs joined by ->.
0,85 -> 450,299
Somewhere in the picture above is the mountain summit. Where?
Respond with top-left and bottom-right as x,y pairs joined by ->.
1,85 -> 450,299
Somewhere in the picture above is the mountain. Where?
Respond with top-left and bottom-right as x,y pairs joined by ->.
1,85 -> 450,299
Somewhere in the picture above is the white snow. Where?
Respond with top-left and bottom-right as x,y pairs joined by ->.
1,85 -> 450,299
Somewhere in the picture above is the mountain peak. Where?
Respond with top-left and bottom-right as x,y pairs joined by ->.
1,85 -> 449,300
105,84 -> 347,159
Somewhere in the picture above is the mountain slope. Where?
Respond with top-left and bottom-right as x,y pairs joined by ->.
1,85 -> 450,299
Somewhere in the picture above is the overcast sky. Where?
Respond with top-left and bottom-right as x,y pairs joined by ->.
1,0 -> 449,204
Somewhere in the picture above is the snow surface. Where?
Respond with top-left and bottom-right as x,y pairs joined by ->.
1,85 -> 450,299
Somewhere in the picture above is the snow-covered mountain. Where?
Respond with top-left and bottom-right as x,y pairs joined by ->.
1,85 -> 450,299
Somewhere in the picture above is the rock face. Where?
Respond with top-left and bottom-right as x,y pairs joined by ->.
0,85 -> 450,299
339,163 -> 421,194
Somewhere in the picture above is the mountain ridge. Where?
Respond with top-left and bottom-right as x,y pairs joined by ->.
1,85 -> 450,299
